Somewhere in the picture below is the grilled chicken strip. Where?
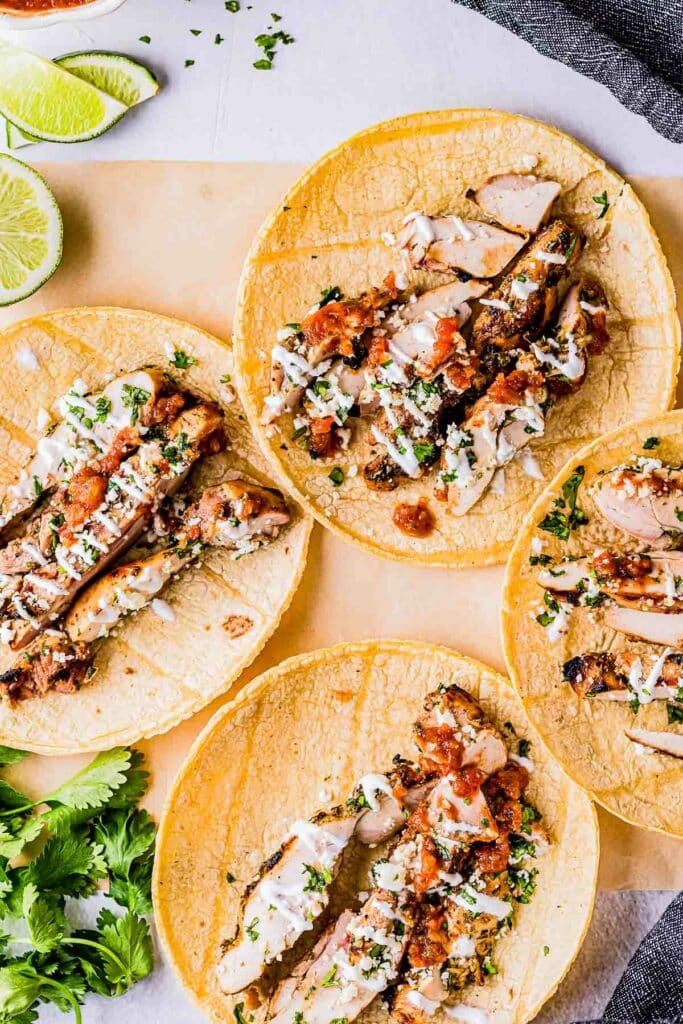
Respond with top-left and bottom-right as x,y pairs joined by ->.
0,369 -> 180,540
592,460 -> 683,544
625,728 -> 683,759
396,214 -> 526,278
538,549 -> 683,647
0,480 -> 288,700
530,279 -> 608,390
604,606 -> 683,647
470,174 -> 561,235
562,650 -> 683,707
65,480 -> 290,645
267,783 -> 494,1024
267,700 -> 508,1024
470,219 -> 582,360
0,403 -> 225,650
217,760 -> 433,994
438,357 -> 547,515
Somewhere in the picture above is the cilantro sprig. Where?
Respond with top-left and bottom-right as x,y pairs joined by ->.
538,466 -> 589,541
0,747 -> 155,1023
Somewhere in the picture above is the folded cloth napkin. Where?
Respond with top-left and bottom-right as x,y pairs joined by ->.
452,0 -> 683,143
577,891 -> 683,1024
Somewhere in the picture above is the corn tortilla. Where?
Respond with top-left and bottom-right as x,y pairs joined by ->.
154,639 -> 599,1024
0,307 -> 311,754
233,109 -> 679,567
502,411 -> 683,836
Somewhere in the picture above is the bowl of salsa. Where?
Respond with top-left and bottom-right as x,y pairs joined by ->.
0,0 -> 126,27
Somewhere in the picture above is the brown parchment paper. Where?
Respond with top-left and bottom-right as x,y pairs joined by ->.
1,162 -> 682,889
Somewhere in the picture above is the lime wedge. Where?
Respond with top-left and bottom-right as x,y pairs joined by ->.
3,52 -> 158,151
0,40 -> 128,143
57,51 -> 159,107
0,155 -> 63,306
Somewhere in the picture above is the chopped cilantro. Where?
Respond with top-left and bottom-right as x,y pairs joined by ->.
643,436 -> 660,450
170,348 -> 197,370
32,475 -> 43,498
319,285 -> 343,307
529,553 -> 552,567
667,703 -> 683,725
543,945 -> 550,956
593,191 -> 610,218
185,59 -> 195,67
245,917 -> 260,941
121,384 -> 151,425
329,467 -> 344,486
413,441 -> 436,465
95,396 -> 111,422
303,864 -> 332,893
225,0 -> 240,10
139,35 -> 151,44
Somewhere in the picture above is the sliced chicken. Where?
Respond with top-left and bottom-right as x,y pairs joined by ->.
470,219 -> 582,358
0,403 -> 225,650
471,174 -> 561,234
401,279 -> 490,324
538,550 -> 683,606
263,277 -> 399,424
391,874 -> 509,1023
269,910 -> 355,1017
439,359 -> 547,515
267,767 -> 495,1023
414,685 -> 508,778
0,369 -> 177,539
65,481 -> 290,645
562,650 -> 683,704
396,214 -> 526,278
604,606 -> 683,648
0,631 -> 92,702
625,728 -> 683,759
217,762 -> 431,994
530,279 -> 608,389
592,461 -> 683,544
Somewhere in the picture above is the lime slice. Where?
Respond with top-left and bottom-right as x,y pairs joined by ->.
4,117 -> 38,150
57,52 -> 159,107
0,40 -> 128,143
0,155 -> 63,306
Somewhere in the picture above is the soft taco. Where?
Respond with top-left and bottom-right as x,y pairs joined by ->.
502,411 -> 683,836
0,307 -> 310,754
233,109 -> 679,567
154,640 -> 598,1024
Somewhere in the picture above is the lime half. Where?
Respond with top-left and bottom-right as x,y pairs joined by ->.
57,52 -> 159,107
0,155 -> 63,306
0,40 -> 128,143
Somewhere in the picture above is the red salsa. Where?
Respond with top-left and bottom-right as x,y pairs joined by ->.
0,0 -> 95,11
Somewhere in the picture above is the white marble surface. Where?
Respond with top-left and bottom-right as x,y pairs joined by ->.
1,1 -> 679,1021
3,0 -> 682,173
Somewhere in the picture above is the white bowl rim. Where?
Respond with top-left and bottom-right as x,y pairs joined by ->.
0,0 -> 126,28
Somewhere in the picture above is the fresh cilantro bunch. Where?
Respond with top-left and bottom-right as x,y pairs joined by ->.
0,745 -> 155,1024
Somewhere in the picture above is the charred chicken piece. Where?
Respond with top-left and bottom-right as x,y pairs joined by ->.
0,631 -> 92,702
471,219 -> 583,359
